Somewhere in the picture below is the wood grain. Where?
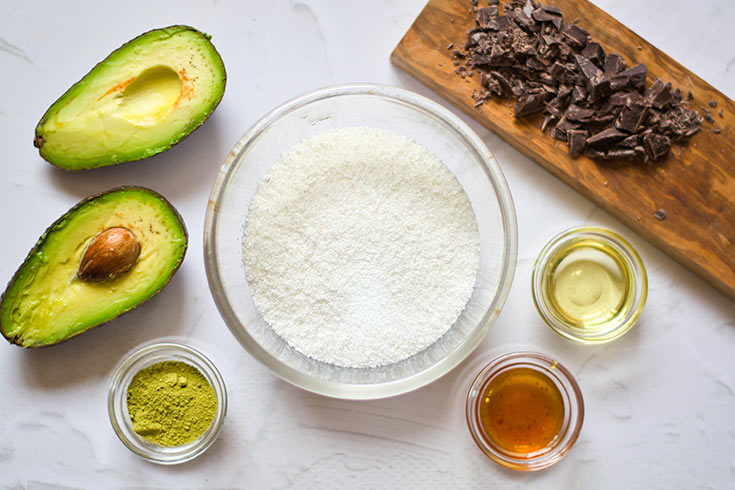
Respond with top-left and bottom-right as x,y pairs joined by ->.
391,0 -> 735,301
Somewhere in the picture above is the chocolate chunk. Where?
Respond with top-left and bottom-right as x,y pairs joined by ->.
587,127 -> 627,148
582,42 -> 605,68
604,54 -> 627,75
654,209 -> 666,220
560,22 -> 589,48
527,57 -> 547,71
481,72 -> 503,95
708,99 -> 717,108
610,64 -> 647,91
532,7 -> 562,29
489,43 -> 514,67
644,79 -> 673,109
586,149 -> 606,159
552,117 -> 581,141
476,7 -> 499,28
567,129 -> 588,157
541,5 -> 563,15
565,104 -> 596,122
515,90 -> 553,116
615,97 -> 650,133
643,132 -> 671,160
605,148 -> 639,160
703,110 -> 715,123
541,113 -> 559,131
573,54 -> 603,91
619,134 -> 640,148
571,85 -> 587,104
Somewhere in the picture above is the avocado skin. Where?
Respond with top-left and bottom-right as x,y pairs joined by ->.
0,186 -> 188,347
34,25 -> 227,170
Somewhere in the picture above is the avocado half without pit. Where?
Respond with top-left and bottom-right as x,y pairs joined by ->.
0,187 -> 188,347
34,25 -> 226,170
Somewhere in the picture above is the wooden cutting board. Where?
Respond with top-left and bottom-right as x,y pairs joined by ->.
391,0 -> 735,301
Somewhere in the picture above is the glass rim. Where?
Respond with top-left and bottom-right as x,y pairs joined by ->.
203,83 -> 518,399
465,351 -> 584,471
531,226 -> 648,344
107,341 -> 228,464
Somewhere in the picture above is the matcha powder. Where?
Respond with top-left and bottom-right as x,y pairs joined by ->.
126,361 -> 217,446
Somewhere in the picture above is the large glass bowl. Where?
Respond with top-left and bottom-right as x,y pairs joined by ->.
204,84 -> 517,399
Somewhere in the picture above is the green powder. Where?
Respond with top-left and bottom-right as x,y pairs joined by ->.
126,360 -> 217,446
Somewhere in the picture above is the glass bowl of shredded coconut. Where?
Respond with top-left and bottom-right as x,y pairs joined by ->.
204,84 -> 517,399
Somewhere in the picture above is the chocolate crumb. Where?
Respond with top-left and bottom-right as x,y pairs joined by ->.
447,43 -> 454,50
654,209 -> 666,220
708,99 -> 717,108
713,126 -> 722,134
719,109 -> 724,118
636,45 -> 642,50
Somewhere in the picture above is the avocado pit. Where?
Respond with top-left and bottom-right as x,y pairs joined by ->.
78,227 -> 141,282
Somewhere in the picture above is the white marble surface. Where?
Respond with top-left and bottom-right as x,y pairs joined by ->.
1,0 -> 734,488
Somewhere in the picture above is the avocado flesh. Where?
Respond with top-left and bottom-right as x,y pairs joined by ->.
0,187 -> 187,347
35,26 -> 226,170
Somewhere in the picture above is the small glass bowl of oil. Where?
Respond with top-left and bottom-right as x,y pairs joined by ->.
466,352 -> 584,471
532,226 -> 647,344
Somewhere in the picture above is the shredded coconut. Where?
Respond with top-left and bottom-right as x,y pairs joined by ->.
242,127 -> 480,368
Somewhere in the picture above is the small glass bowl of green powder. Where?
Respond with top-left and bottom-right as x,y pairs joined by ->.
108,342 -> 227,464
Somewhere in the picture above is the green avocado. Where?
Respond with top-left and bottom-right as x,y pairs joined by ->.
0,187 -> 187,347
34,26 -> 226,170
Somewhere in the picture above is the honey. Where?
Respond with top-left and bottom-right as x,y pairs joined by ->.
478,367 -> 565,454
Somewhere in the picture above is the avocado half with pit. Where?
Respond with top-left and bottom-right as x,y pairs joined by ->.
34,25 -> 226,170
0,187 -> 187,347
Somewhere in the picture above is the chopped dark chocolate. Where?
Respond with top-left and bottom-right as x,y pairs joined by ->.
604,53 -> 627,75
456,0 -> 703,163
654,209 -> 666,220
571,85 -> 587,104
610,64 -> 647,91
515,90 -> 553,116
719,109 -> 724,118
708,99 -> 717,108
477,7 -> 499,28
713,126 -> 722,134
574,54 -> 603,91
567,129 -> 588,157
565,104 -> 596,122
560,22 -> 588,48
643,132 -> 671,160
587,127 -> 627,148
582,42 -> 605,68
644,79 -> 673,109
615,96 -> 650,133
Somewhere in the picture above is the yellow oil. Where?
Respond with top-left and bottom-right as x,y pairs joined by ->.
545,239 -> 632,328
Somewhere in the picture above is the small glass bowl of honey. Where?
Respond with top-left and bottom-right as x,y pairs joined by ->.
532,226 -> 647,344
466,352 -> 584,471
